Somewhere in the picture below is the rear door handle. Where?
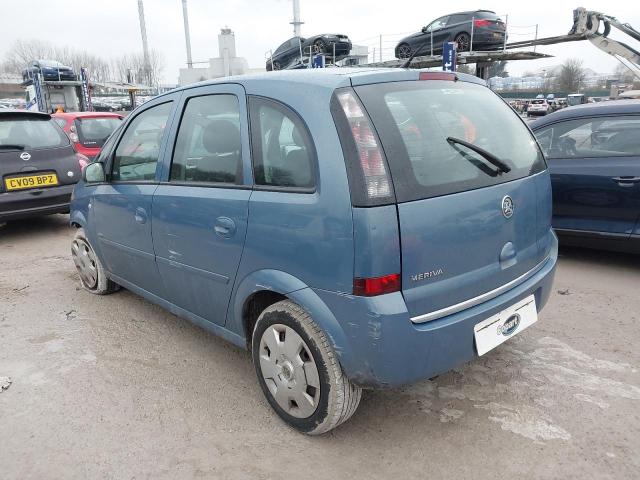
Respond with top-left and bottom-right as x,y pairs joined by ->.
612,176 -> 640,187
134,207 -> 148,224
214,216 -> 236,238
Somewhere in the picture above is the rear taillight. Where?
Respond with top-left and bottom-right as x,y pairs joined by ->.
353,273 -> 401,296
69,125 -> 79,143
337,91 -> 392,199
473,19 -> 491,27
77,153 -> 89,171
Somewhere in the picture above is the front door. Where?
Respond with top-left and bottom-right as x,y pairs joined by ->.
536,115 -> 640,237
151,85 -> 251,325
92,99 -> 177,296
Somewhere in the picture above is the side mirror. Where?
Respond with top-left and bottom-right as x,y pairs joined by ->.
83,162 -> 106,183
421,26 -> 428,33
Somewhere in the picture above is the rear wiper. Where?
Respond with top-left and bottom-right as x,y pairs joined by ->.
0,144 -> 25,150
446,137 -> 511,174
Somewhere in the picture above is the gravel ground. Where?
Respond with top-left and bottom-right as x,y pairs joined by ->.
1,215 -> 639,479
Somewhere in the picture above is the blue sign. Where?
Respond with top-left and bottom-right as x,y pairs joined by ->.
311,54 -> 325,69
442,42 -> 457,72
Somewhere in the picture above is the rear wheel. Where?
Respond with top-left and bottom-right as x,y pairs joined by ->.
397,43 -> 412,59
252,300 -> 361,435
312,39 -> 327,54
71,228 -> 119,295
455,32 -> 471,51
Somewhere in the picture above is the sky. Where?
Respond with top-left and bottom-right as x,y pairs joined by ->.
1,0 -> 638,83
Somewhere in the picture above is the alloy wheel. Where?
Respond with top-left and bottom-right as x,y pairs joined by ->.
397,44 -> 412,59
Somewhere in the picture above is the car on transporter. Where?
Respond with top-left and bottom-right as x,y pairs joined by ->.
266,34 -> 352,70
70,68 -> 557,434
1,109 -> 86,222
395,10 -> 507,59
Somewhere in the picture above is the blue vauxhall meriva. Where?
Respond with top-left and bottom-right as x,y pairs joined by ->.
70,68 -> 557,434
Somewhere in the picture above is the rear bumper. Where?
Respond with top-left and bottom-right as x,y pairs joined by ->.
0,184 -> 75,221
315,233 -> 558,388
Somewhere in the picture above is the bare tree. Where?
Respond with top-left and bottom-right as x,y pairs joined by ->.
1,39 -> 164,86
555,58 -> 586,93
111,50 -> 164,86
488,61 -> 509,78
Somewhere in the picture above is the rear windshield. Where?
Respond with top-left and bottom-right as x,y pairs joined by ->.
0,116 -> 69,150
75,116 -> 122,147
531,100 -> 546,104
355,80 -> 545,202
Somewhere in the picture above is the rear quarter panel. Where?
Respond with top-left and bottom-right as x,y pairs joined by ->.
226,81 -> 354,336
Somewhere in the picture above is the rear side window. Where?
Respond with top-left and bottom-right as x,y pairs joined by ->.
354,80 -> 545,202
0,116 -> 68,149
170,94 -> 242,185
75,117 -> 123,148
535,115 -> 640,159
447,14 -> 469,26
249,97 -> 315,189
112,102 -> 172,182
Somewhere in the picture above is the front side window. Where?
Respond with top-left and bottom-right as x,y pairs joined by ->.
170,94 -> 242,185
354,80 -> 545,202
111,102 -> 173,182
426,17 -> 449,32
535,115 -> 640,159
249,97 -> 315,189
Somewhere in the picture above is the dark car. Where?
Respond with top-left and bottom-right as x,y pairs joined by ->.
21,59 -> 77,82
266,34 -> 352,71
532,100 -> 640,253
0,110 -> 85,222
395,10 -> 507,58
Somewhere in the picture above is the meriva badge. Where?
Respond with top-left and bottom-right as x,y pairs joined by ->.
498,313 -> 520,336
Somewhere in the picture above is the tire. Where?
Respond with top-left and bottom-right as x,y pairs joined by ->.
71,228 -> 119,295
396,43 -> 412,59
312,39 -> 326,54
272,61 -> 281,71
252,300 -> 362,435
455,32 -> 471,52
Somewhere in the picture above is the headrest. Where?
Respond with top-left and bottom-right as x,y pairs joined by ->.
202,120 -> 240,154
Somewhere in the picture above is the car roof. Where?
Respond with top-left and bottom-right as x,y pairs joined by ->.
447,10 -> 497,16
158,68 -> 486,98
52,111 -> 122,119
0,109 -> 51,119
531,100 -> 640,129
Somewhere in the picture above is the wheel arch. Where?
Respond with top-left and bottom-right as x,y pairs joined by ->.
229,270 -> 350,363
69,210 -> 87,229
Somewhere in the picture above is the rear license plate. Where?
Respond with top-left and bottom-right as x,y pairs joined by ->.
4,173 -> 59,191
474,295 -> 537,356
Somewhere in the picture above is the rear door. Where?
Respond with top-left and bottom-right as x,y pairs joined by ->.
151,84 -> 251,326
354,78 -> 549,320
534,115 -> 640,237
92,97 -> 177,296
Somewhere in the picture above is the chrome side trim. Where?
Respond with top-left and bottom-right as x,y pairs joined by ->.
410,256 -> 550,324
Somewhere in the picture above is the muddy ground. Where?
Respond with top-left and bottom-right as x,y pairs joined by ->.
1,215 -> 639,479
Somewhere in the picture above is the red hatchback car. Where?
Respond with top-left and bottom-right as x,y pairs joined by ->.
53,112 -> 123,163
